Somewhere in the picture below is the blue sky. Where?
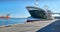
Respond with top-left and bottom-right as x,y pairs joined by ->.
0,0 -> 60,18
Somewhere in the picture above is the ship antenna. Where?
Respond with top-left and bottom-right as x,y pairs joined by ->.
44,5 -> 48,11
34,0 -> 39,7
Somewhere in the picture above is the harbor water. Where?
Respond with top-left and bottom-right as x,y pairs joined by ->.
0,18 -> 27,26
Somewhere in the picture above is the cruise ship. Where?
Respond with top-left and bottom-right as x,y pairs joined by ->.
26,0 -> 52,20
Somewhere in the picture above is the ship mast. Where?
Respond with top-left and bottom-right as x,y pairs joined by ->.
44,5 -> 48,11
34,0 -> 39,7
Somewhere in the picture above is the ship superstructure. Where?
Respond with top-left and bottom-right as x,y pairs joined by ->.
26,6 -> 48,19
26,0 -> 53,19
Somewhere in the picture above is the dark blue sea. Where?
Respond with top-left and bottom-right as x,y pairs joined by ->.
0,18 -> 27,26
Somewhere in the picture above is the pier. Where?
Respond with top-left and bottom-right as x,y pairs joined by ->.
0,19 -> 57,32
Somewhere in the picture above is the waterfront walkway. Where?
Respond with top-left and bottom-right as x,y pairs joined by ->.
37,19 -> 60,32
0,19 -> 57,32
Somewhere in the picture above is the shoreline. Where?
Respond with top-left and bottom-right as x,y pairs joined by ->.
0,19 -> 58,32
0,19 -> 57,27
